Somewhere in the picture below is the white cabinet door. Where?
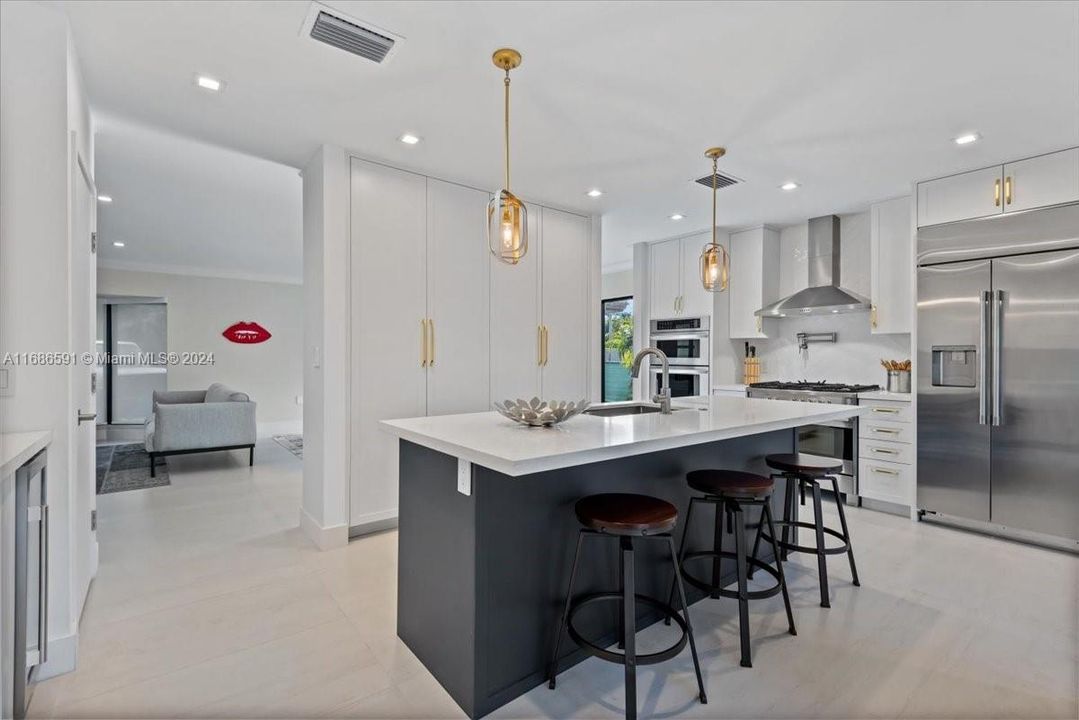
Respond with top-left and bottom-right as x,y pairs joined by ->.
490,206 -> 541,403
426,179 -> 490,416
916,165 -> 1003,227
540,208 -> 591,400
650,238 -> 682,319
728,227 -> 778,338
870,196 -> 913,334
1003,148 -> 1079,214
350,159 -> 428,525
680,232 -> 720,319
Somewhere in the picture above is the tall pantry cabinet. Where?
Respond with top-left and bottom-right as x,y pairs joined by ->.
349,157 -> 595,530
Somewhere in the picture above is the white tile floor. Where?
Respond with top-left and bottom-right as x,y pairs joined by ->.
30,438 -> 1079,719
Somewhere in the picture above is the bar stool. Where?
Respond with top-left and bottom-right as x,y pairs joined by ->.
548,493 -> 706,720
666,470 -> 796,668
758,453 -> 860,608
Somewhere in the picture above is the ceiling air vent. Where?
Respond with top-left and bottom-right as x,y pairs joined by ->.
301,3 -> 403,64
694,172 -> 742,190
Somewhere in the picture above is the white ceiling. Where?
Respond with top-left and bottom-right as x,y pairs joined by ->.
94,116 -> 302,282
62,0 -> 1079,272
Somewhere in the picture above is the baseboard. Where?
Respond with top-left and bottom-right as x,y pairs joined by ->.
348,508 -> 398,538
859,496 -> 910,517
36,631 -> 77,680
299,507 -> 349,551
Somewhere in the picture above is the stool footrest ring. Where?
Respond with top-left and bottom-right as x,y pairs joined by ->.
679,550 -> 785,601
567,592 -> 688,666
762,520 -> 850,556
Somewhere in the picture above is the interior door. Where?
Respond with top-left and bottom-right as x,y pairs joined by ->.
540,208 -> 590,400
490,205 -> 540,403
350,159 -> 427,526
916,259 -> 992,521
426,179 -> 490,416
71,145 -> 98,619
990,249 -> 1079,540
649,238 -> 681,319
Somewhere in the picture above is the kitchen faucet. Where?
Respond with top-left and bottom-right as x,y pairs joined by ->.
630,347 -> 672,414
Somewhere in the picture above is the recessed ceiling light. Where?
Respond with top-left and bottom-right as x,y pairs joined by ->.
398,133 -> 421,145
954,133 -> 980,145
112,241 -> 125,248
586,189 -> 603,198
669,214 -> 684,221
196,75 -> 222,92
780,182 -> 799,191
97,195 -> 112,203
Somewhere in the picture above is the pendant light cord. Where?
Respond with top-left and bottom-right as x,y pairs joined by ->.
711,156 -> 718,244
504,71 -> 511,190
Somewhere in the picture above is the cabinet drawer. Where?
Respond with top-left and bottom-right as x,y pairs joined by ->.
861,400 -> 912,423
859,459 -> 913,505
859,419 -> 912,444
860,439 -> 913,465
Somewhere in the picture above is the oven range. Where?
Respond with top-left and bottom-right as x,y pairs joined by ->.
747,380 -> 880,500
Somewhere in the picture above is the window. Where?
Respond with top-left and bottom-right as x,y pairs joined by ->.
601,296 -> 634,402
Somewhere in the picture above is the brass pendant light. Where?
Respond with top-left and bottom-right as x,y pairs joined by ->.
699,147 -> 731,292
488,48 -> 528,265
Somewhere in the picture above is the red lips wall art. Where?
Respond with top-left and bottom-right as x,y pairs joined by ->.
222,322 -> 272,344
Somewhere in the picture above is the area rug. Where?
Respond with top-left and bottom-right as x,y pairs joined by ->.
96,443 -> 170,494
273,434 -> 303,459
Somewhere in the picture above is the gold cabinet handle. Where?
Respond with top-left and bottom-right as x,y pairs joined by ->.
871,466 -> 899,476
870,304 -> 878,329
871,407 -> 900,414
420,319 -> 428,367
538,325 -> 544,366
871,447 -> 899,455
872,427 -> 900,434
428,318 -> 435,366
542,325 -> 549,366
994,178 -> 1001,207
1004,176 -> 1013,205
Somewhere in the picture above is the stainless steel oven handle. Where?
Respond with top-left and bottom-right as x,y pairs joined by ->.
39,503 -> 48,665
978,290 -> 990,425
992,289 -> 1004,426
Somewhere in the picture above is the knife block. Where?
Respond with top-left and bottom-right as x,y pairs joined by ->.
743,357 -> 761,384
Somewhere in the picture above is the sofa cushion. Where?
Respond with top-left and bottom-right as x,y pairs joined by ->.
205,382 -> 250,403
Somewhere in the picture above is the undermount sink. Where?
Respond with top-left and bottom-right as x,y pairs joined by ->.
584,402 -> 698,417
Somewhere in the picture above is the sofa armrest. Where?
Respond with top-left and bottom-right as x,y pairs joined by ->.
151,401 -> 257,452
153,389 -> 207,406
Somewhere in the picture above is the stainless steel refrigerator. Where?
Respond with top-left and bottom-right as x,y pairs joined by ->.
917,203 -> 1079,545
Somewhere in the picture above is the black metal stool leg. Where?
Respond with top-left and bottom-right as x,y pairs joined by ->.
810,481 -> 831,608
665,497 -> 697,626
829,476 -> 861,587
621,536 -> 637,720
710,498 -> 725,599
747,499 -> 766,580
618,540 -> 626,649
779,474 -> 794,561
732,503 -> 752,668
548,531 -> 585,689
666,536 -> 707,704
763,503 -> 797,636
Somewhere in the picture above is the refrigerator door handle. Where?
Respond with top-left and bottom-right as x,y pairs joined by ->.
979,290 -> 991,425
992,289 -> 1005,426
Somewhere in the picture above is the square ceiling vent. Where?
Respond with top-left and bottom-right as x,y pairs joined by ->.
694,171 -> 742,190
300,2 -> 404,64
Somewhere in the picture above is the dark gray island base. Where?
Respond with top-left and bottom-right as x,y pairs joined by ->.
396,429 -> 795,719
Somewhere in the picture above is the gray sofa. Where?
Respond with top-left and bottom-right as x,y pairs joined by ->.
145,383 -> 257,476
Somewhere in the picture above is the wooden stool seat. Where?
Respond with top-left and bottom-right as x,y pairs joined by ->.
574,493 -> 678,536
686,469 -> 773,498
765,452 -> 843,475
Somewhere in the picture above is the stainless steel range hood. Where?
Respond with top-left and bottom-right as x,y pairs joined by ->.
755,215 -> 871,317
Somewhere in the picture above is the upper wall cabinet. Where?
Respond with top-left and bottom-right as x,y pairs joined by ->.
869,196 -> 912,335
648,232 -> 721,321
917,147 -> 1079,228
728,226 -> 779,339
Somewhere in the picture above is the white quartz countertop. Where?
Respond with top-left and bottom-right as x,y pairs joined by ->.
1,430 -> 52,478
381,397 -> 862,476
858,391 -> 912,402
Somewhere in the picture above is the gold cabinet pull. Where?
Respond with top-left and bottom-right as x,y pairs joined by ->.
420,319 -> 428,367
994,178 -> 1001,207
428,318 -> 435,366
871,447 -> 899,455
871,466 -> 899,476
1004,176 -> 1013,205
872,427 -> 900,434
537,325 -> 544,366
870,304 -> 878,329
871,407 -> 900,414
542,325 -> 549,366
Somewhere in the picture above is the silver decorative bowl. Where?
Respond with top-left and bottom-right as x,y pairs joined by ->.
494,397 -> 591,427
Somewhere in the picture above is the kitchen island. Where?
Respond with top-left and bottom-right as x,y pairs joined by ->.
381,396 -> 862,719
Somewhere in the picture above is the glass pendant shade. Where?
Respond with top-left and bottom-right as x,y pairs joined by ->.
700,241 -> 729,292
488,188 -> 528,265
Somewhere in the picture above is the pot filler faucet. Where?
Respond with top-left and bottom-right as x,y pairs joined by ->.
630,347 -> 672,414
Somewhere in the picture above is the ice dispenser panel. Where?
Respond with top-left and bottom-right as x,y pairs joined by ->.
931,345 -> 976,388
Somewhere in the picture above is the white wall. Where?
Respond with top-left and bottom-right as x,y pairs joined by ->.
0,0 -> 94,679
299,146 -> 350,550
736,211 -> 912,386
96,268 -> 303,432
601,269 -> 633,299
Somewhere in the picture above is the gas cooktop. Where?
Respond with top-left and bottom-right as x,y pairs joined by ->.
750,381 -> 881,394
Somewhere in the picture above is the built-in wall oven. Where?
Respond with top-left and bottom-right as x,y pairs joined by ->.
649,316 -> 710,398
